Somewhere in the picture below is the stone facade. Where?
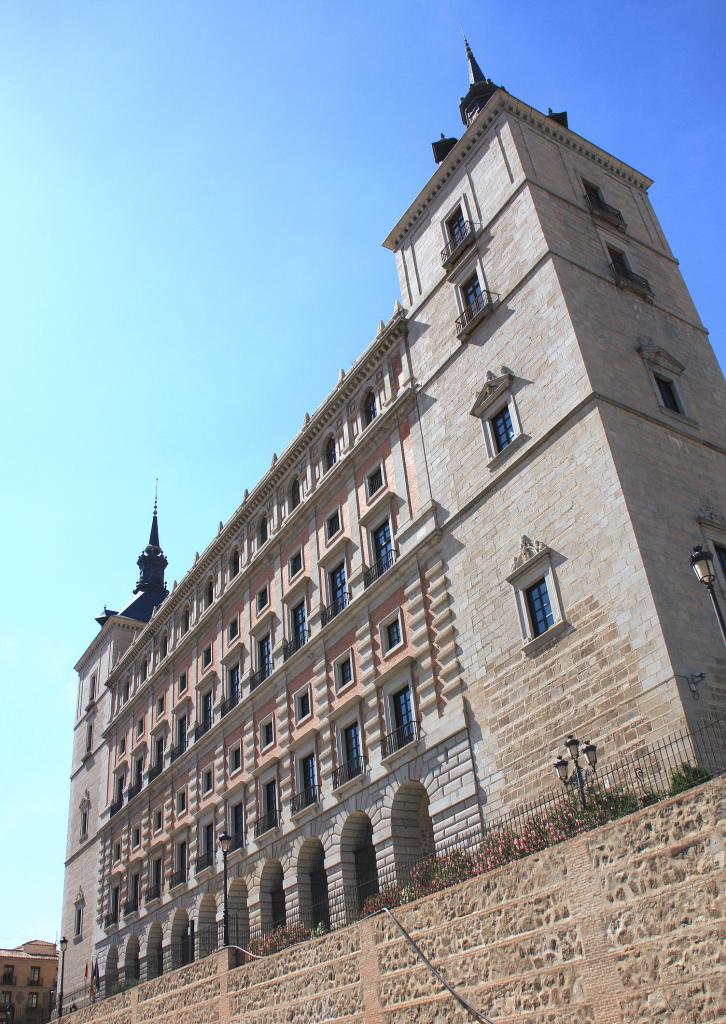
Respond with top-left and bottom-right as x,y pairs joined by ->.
62,61 -> 726,997
60,778 -> 726,1023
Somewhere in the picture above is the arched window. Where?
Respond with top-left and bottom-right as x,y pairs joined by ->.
259,516 -> 268,546
206,580 -> 214,608
290,477 -> 301,511
230,549 -> 240,579
182,607 -> 190,635
324,436 -> 337,472
363,390 -> 377,427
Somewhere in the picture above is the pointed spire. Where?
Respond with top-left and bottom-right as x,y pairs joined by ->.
148,482 -> 160,549
463,36 -> 486,85
458,34 -> 500,128
134,486 -> 168,595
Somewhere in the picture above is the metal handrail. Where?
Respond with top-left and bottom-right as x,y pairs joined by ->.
147,760 -> 163,782
127,778 -> 143,801
440,220 -> 475,265
455,291 -> 490,335
195,850 -> 214,873
585,193 -> 626,228
109,796 -> 123,817
610,262 -> 652,295
194,714 -> 214,741
254,808 -> 280,837
230,829 -> 246,852
123,897 -> 139,916
145,884 -> 162,903
321,592 -> 349,627
290,785 -> 318,814
249,658 -> 273,692
221,690 -> 240,717
283,630 -> 308,661
170,866 -> 187,888
382,720 -> 420,758
333,755 -> 366,789
363,549 -> 397,589
170,738 -> 187,763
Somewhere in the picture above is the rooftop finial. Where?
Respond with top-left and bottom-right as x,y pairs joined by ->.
462,33 -> 486,85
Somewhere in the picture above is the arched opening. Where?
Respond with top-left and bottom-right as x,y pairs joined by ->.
206,580 -> 214,608
340,812 -> 378,921
363,390 -> 377,426
290,476 -> 301,510
324,436 -> 337,472
146,923 -> 163,979
124,935 -> 140,983
390,781 -> 435,878
104,946 -> 119,996
197,893 -> 218,958
297,838 -> 329,931
170,908 -> 191,969
228,877 -> 249,948
259,859 -> 285,931
230,548 -> 240,579
258,516 -> 268,546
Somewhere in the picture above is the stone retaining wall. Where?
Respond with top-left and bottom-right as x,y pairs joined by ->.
63,778 -> 725,1024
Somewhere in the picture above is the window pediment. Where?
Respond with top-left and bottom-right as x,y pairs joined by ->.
637,343 -> 684,377
469,368 -> 514,418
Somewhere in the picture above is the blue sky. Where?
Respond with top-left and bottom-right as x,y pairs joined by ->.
0,0 -> 724,946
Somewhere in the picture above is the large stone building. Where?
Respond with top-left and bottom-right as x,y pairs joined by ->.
0,941 -> 58,1023
60,44 -> 726,995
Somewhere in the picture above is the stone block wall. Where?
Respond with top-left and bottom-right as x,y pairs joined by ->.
62,777 -> 725,1024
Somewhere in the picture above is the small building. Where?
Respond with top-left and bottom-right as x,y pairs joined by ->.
0,942 -> 58,1024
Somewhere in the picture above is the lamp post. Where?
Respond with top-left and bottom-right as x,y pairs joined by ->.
690,546 -> 726,647
58,936 -> 68,1019
218,831 -> 232,947
554,736 -> 597,809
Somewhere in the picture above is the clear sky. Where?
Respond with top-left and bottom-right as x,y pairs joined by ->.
0,0 -> 724,947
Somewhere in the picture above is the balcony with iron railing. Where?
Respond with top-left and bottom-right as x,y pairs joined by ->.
321,592 -> 348,627
440,220 -> 476,268
194,714 -> 214,742
123,896 -> 139,917
195,849 -> 214,873
230,829 -> 246,852
610,262 -> 653,301
169,738 -> 187,763
104,910 -> 119,928
283,630 -> 308,661
221,689 -> 240,718
363,549 -> 397,589
109,796 -> 123,818
1,976 -> 15,987
127,778 -> 143,802
249,658 -> 273,693
585,193 -> 626,230
147,760 -> 163,783
455,289 -> 492,338
145,883 -> 162,903
290,785 -> 318,815
333,755 -> 366,789
26,978 -> 41,987
381,720 -> 420,758
254,807 -> 280,838
170,866 -> 187,888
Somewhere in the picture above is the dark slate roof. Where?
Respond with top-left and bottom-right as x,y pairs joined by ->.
118,589 -> 168,624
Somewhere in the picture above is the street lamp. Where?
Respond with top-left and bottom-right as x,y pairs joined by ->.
58,936 -> 68,1019
554,735 -> 597,809
690,545 -> 726,646
218,831 -> 232,947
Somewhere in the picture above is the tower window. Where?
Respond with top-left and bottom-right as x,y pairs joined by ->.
525,578 -> 555,638
206,580 -> 214,608
290,477 -> 301,510
230,548 -> 240,578
258,516 -> 268,546
462,273 -> 482,310
202,645 -> 212,669
654,375 -> 681,414
446,206 -> 468,246
326,509 -> 341,540
324,436 -> 337,471
491,406 -> 515,453
182,608 -> 190,635
257,584 -> 269,612
363,390 -> 378,427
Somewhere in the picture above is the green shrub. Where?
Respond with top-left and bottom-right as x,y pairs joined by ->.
668,761 -> 712,796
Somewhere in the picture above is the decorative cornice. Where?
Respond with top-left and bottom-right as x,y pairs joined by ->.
469,368 -> 514,419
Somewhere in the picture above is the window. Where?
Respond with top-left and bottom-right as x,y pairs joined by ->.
177,789 -> 187,814
329,562 -> 347,606
289,549 -> 303,579
391,685 -> 415,743
257,634 -> 272,678
182,607 -> 190,634
230,744 -> 242,774
154,809 -> 162,833
134,756 -> 143,787
446,205 -> 468,247
363,389 -> 377,426
263,778 -> 278,817
85,724 -> 93,754
462,272 -> 482,310
176,714 -> 187,748
607,245 -> 629,277
324,435 -> 337,471
203,820 -> 214,856
152,856 -> 162,892
336,654 -> 354,692
715,544 -> 726,580
291,601 -> 306,645
230,548 -> 240,578
231,801 -> 245,841
156,695 -> 165,718
366,465 -> 384,498
202,768 -> 213,795
258,516 -> 268,546
228,617 -> 239,642
228,664 -> 240,704
179,671 -> 187,695
161,633 -> 168,659
29,967 -> 40,984
290,477 -> 301,510
326,508 -> 341,540
372,519 -> 393,568
28,993 -> 39,1009
299,751 -> 316,797
176,839 -> 187,875
200,690 -> 213,730
80,809 -> 88,839
89,673 -> 97,700
383,615 -> 403,653
295,687 -> 311,723
206,580 -> 214,608
123,679 -> 130,703
136,716 -> 144,738
132,826 -> 140,849
257,585 -> 269,612
119,736 -> 125,756
261,718 -> 275,749
0,994 -> 11,1008
154,734 -> 165,767
583,180 -> 604,207
74,903 -> 83,936
525,578 -> 555,638
654,374 -> 681,413
491,406 -> 515,452
113,842 -> 121,863
343,721 -> 361,764
202,645 -> 212,669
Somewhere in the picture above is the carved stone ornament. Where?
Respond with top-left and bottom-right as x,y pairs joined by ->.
512,535 -> 546,571
75,886 -> 85,905
469,367 -> 514,418
697,500 -> 726,528
636,342 -> 685,377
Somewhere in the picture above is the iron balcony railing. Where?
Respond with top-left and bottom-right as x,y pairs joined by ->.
1,977 -> 15,987
333,755 -> 366,789
610,262 -> 653,299
363,549 -> 397,589
283,630 -> 308,661
170,866 -> 187,888
249,658 -> 273,692
254,807 -> 280,838
321,592 -> 349,627
455,290 -> 491,337
382,720 -> 420,758
585,193 -> 626,230
440,220 -> 475,266
170,738 -> 187,763
127,778 -> 143,802
290,785 -> 318,814
194,715 -> 214,742
145,883 -> 162,903
196,850 -> 214,873
123,896 -> 139,916
230,829 -> 246,852
104,911 -> 119,928
221,690 -> 240,717
26,978 -> 41,987
109,796 -> 124,817
147,760 -> 163,783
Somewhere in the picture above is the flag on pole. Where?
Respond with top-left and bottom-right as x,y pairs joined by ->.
94,959 -> 100,1000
